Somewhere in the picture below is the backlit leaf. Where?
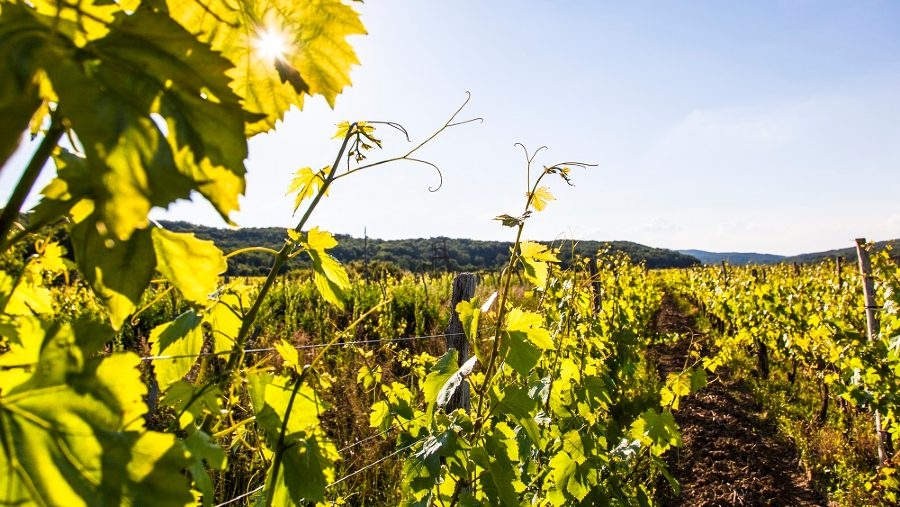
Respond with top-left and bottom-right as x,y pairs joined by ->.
500,308 -> 553,377
302,227 -> 349,309
69,215 -> 156,330
149,311 -> 204,390
288,166 -> 330,213
168,0 -> 367,135
0,322 -> 193,506
422,349 -> 458,409
152,228 -> 226,306
527,185 -> 555,212
519,241 -> 558,288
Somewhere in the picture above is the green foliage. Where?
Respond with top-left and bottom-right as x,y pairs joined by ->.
0,319 -> 193,506
0,0 -> 369,504
664,249 -> 900,504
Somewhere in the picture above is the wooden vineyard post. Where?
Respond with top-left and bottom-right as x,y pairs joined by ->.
588,257 -> 602,315
445,273 -> 477,412
855,238 -> 891,466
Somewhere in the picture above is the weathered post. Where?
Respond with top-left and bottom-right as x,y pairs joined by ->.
855,238 -> 891,465
445,273 -> 477,412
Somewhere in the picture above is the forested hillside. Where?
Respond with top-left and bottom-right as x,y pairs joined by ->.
160,221 -> 700,275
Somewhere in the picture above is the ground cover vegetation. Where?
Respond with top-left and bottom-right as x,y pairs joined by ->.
661,252 -> 900,505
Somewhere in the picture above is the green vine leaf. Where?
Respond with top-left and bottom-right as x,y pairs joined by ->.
0,314 -> 46,391
167,0 -> 367,135
248,373 -> 337,504
301,227 -> 350,310
69,215 -> 156,330
630,409 -> 681,454
160,381 -> 223,429
0,5 -> 44,166
500,308 -> 553,377
31,5 -> 251,239
152,228 -> 227,306
0,321 -> 194,506
149,310 -> 204,390
204,283 -> 253,353
422,349 -> 458,414
519,241 -> 558,288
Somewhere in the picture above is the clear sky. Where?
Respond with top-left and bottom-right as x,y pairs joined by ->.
3,0 -> 899,256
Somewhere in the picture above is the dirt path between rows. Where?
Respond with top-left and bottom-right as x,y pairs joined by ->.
651,293 -> 827,507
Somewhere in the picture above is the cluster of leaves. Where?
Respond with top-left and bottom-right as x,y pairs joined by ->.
663,251 -> 900,503
0,0 -> 367,504
356,157 -> 700,506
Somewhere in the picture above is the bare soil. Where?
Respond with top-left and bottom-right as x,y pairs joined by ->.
652,294 -> 826,507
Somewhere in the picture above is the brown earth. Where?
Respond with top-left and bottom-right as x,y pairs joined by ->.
652,294 -> 827,507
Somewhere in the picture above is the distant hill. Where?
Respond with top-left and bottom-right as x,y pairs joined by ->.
159,221 -> 700,276
678,250 -> 786,266
783,239 -> 900,264
678,239 -> 900,266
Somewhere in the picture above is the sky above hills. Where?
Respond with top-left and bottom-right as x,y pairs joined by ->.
2,1 -> 899,256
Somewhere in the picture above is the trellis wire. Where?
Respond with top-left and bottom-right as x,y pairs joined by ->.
141,327 -> 494,362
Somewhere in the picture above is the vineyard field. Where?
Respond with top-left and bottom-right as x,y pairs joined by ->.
1,1 -> 897,505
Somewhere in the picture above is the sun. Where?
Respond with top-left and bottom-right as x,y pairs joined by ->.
253,27 -> 288,61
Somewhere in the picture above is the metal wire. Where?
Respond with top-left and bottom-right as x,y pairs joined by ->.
141,327 -> 493,362
141,331 -> 461,362
326,441 -> 418,490
213,485 -> 263,507
337,413 -> 425,455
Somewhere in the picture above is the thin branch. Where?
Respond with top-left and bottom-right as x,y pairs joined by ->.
0,117 -> 64,252
224,246 -> 280,259
332,92 -> 482,191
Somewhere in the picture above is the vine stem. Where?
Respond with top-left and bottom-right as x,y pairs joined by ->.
472,149 -> 553,429
217,125 -> 355,387
262,299 -> 389,505
264,366 -> 312,507
0,118 -> 64,253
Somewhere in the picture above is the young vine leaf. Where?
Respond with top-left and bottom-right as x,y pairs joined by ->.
300,227 -> 350,310
519,241 -> 559,288
149,310 -> 204,390
527,186 -> 555,212
288,166 -> 331,213
151,229 -> 227,306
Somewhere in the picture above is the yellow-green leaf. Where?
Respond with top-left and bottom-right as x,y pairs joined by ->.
527,185 -> 555,212
152,228 -> 226,306
0,322 -> 193,506
69,215 -> 156,330
519,241 -> 558,288
149,311 -> 204,390
303,227 -> 349,309
168,0 -> 367,135
288,166 -> 330,213
275,338 -> 301,373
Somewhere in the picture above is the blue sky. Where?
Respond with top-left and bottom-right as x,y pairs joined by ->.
3,0 -> 899,255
